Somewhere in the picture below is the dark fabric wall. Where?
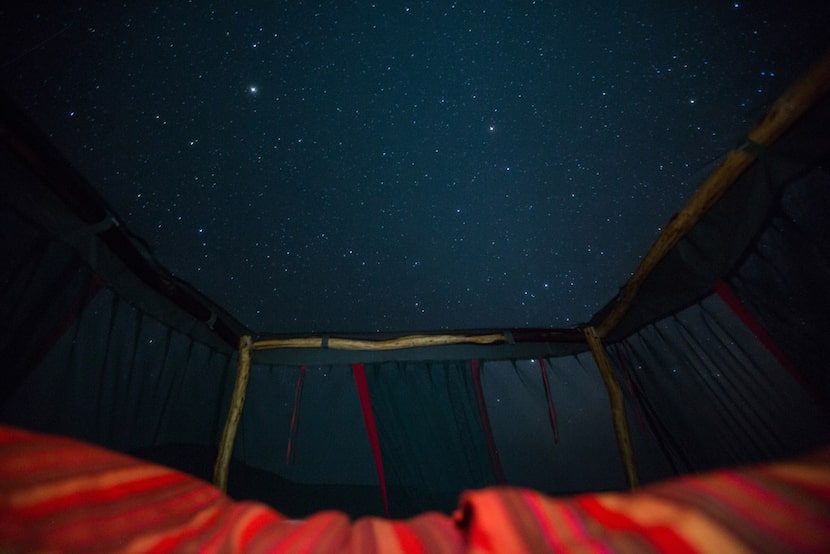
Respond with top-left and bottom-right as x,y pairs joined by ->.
3,286 -> 236,452
363,360 -> 495,515
731,168 -> 830,408
0,209 -> 101,408
611,293 -> 829,480
482,356 -> 628,494
236,364 -> 377,487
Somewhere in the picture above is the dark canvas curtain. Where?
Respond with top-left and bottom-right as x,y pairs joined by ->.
730,169 -> 830,408
212,362 -> 390,518
612,293 -> 829,480
235,363 -> 300,474
3,285 -> 236,453
364,360 -> 495,517
234,364 -> 377,490
482,357 -> 628,494
0,209 -> 103,407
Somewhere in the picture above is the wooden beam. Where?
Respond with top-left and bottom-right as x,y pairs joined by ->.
253,333 -> 506,351
596,49 -> 830,338
213,335 -> 253,493
583,326 -> 640,490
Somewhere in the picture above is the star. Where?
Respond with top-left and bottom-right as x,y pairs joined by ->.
248,85 -> 259,95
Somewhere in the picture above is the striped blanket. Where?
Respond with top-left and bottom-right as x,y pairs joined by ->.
1,424 -> 829,553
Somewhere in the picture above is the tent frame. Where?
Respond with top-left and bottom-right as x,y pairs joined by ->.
211,50 -> 830,498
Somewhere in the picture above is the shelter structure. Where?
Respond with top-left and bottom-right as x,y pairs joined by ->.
1,49 -> 829,541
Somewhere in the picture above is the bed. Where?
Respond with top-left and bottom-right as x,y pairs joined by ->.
1,424 -> 829,553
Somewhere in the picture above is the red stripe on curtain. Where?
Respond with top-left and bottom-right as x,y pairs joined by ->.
537,359 -> 560,444
470,359 -> 507,485
715,279 -> 814,397
611,344 -> 649,434
285,366 -> 306,465
351,363 -> 390,517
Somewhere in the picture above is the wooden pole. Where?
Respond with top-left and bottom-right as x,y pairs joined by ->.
253,333 -> 506,351
596,49 -> 830,338
583,326 -> 639,490
213,335 -> 253,493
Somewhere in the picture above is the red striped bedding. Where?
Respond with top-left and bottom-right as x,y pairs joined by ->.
1,424 -> 829,553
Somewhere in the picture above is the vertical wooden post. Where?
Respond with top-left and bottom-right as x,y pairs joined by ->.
213,335 -> 252,493
583,326 -> 640,490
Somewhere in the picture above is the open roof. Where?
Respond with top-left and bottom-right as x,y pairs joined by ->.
2,2 -> 829,334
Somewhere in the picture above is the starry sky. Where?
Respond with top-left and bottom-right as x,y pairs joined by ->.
2,2 -> 829,334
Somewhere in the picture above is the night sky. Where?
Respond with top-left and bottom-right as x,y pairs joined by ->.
2,2 -> 829,334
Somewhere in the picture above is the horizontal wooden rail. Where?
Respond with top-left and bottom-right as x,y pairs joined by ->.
253,333 -> 507,351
